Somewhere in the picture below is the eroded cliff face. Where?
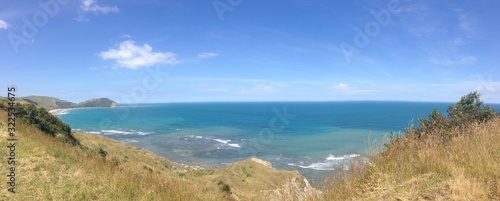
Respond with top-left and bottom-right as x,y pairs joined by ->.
269,176 -> 322,201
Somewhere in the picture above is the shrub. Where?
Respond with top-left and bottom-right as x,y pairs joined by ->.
98,147 -> 108,158
417,91 -> 496,141
217,181 -> 231,193
13,102 -> 79,145
447,91 -> 495,126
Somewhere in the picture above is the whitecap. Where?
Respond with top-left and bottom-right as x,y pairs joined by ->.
122,139 -> 139,143
326,154 -> 360,161
100,129 -> 153,136
288,154 -> 360,171
227,143 -> 241,148
213,139 -> 240,148
214,139 -> 230,144
101,130 -> 134,135
136,131 -> 153,135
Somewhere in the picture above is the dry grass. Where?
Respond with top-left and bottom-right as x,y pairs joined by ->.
316,118 -> 500,201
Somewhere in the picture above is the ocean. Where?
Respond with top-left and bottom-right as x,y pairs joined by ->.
56,101 -> 500,181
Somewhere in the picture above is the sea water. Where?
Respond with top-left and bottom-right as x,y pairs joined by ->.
57,102 -> 500,181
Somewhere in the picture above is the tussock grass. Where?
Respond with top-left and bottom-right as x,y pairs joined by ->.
317,118 -> 500,200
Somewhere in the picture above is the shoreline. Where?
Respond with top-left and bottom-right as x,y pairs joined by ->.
49,106 -> 120,115
48,108 -> 75,115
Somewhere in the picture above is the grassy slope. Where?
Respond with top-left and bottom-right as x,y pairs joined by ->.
0,108 -> 316,200
19,96 -> 76,110
317,118 -> 500,200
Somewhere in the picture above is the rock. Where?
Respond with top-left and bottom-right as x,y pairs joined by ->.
250,157 -> 272,168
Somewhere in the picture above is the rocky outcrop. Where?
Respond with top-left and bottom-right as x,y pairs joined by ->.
270,176 -> 322,201
250,157 -> 273,168
217,157 -> 321,200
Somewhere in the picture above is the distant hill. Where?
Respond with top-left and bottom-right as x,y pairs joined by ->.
19,96 -> 118,111
77,98 -> 118,108
19,96 -> 77,110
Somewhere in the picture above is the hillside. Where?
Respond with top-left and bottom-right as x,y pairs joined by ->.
0,100 -> 318,200
318,92 -> 500,200
19,96 -> 76,111
19,96 -> 118,111
76,98 -> 118,108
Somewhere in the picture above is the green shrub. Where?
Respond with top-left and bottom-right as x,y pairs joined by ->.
447,91 -> 495,126
417,91 -> 496,141
13,102 -> 79,145
217,181 -> 231,193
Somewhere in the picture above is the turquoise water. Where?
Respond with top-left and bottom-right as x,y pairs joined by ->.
57,102 -> 499,181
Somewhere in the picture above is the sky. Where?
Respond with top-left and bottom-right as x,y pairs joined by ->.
0,0 -> 499,103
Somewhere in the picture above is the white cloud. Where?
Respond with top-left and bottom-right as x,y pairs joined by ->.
430,55 -> 477,66
337,83 -> 347,88
198,52 -> 218,59
81,0 -> 119,14
331,83 -> 376,95
239,83 -> 287,95
0,19 -> 9,29
100,40 -> 179,69
455,9 -> 480,39
241,84 -> 277,95
73,14 -> 89,22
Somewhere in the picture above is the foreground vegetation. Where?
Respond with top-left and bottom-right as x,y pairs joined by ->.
319,92 -> 500,200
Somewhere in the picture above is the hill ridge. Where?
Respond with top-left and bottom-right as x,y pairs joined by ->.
19,96 -> 118,111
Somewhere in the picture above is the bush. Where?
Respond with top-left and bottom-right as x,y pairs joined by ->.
417,91 -> 496,141
13,102 -> 79,145
447,91 -> 495,126
217,181 -> 231,193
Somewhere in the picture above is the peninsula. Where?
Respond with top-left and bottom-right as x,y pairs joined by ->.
18,96 -> 118,112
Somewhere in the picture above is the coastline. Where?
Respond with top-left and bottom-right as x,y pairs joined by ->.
49,105 -> 121,115
48,108 -> 79,116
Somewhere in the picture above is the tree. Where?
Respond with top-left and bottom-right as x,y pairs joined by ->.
447,91 -> 495,127
417,91 -> 496,141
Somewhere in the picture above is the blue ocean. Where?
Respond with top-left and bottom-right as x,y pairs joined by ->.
56,102 -> 500,181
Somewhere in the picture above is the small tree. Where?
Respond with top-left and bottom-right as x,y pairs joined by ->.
417,91 -> 496,141
447,91 -> 495,127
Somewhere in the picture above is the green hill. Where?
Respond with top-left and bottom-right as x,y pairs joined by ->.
77,98 -> 118,108
19,96 -> 118,111
19,96 -> 76,111
0,99 -> 318,200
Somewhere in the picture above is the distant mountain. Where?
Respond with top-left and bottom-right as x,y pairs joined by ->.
19,96 -> 118,111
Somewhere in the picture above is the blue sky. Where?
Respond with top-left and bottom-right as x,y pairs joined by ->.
1,0 -> 499,103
